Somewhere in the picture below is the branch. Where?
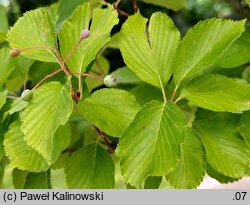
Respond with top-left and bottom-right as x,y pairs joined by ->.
32,69 -> 63,91
223,0 -> 250,19
114,0 -> 129,17
133,0 -> 138,13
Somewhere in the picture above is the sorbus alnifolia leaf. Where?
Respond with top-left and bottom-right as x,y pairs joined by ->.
21,89 -> 33,101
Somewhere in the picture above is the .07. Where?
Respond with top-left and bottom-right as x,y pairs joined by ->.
233,192 -> 247,201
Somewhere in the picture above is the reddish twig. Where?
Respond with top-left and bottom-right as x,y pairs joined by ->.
114,0 -> 129,17
51,48 -> 70,75
69,72 -> 104,81
63,38 -> 84,64
32,69 -> 63,91
133,0 -> 138,13
70,80 -> 79,103
19,46 -> 47,52
94,126 -> 114,153
171,86 -> 178,102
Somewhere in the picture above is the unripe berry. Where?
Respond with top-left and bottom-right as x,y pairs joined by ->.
104,75 -> 118,87
21,89 -> 33,101
81,29 -> 91,39
9,48 -> 20,57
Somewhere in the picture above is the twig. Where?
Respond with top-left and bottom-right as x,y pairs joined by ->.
8,92 -> 19,97
77,76 -> 82,99
63,38 -> 83,64
62,148 -> 77,154
93,126 -> 114,153
51,48 -> 70,75
114,0 -> 129,17
70,80 -> 79,103
90,69 -> 103,76
133,0 -> 138,13
7,96 -> 17,100
171,86 -> 178,102
69,72 -> 104,81
32,69 -> 63,91
19,46 -> 47,52
174,97 -> 182,104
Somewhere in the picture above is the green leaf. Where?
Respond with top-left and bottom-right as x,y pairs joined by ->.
56,0 -> 103,31
59,3 -> 118,73
78,88 -> 140,137
166,129 -> 205,188
144,176 -> 162,189
85,56 -> 110,92
111,67 -> 142,85
141,0 -> 186,11
3,98 -> 28,121
65,144 -> 115,188
173,19 -> 246,85
180,74 -> 250,113
56,0 -> 88,30
238,111 -> 250,147
0,6 -> 9,32
0,32 -> 6,43
50,123 -> 71,164
243,66 -> 250,83
21,82 -> 73,163
0,90 -> 7,110
84,125 -> 99,146
194,120 -> 250,178
120,12 -> 180,88
116,101 -> 186,188
195,108 -> 241,126
106,32 -> 120,49
0,108 -> 18,160
217,28 -> 250,68
4,120 -> 49,172
130,84 -> 163,106
7,8 -> 57,62
0,48 -> 17,87
51,168 -> 67,188
12,169 -> 28,188
28,61 -> 62,86
9,56 -> 34,79
206,163 -> 239,184
24,171 -> 51,189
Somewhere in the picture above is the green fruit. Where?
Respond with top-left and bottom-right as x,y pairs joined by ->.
104,75 -> 118,87
21,89 -> 33,101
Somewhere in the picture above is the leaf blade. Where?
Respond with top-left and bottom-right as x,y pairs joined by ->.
4,120 -> 49,172
7,8 -> 57,62
78,88 -> 140,137
180,74 -> 250,113
166,129 -> 205,188
174,19 -> 246,85
194,120 -> 250,178
59,3 -> 118,73
116,101 -> 186,188
65,144 -> 115,188
120,12 -> 179,88
21,82 -> 73,163
0,48 -> 17,87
